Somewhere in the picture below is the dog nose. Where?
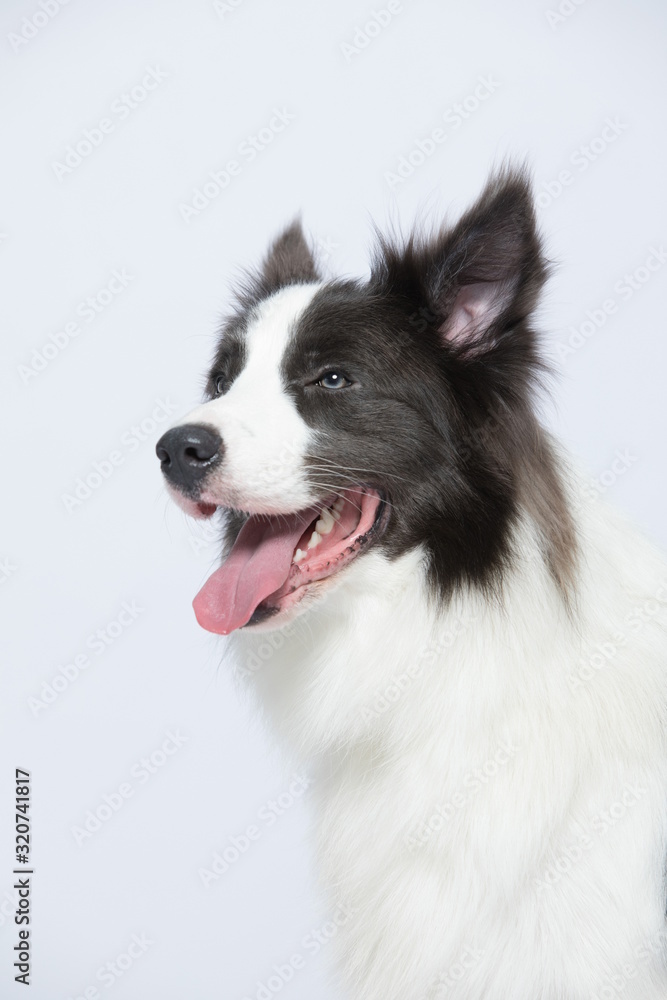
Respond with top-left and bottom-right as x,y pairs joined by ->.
155,424 -> 222,490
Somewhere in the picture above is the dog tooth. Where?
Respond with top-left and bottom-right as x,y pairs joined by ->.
307,530 -> 321,549
316,509 -> 335,535
293,548 -> 306,564
332,509 -> 341,521
333,498 -> 345,512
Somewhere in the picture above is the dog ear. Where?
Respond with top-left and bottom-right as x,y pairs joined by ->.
260,220 -> 319,293
435,170 -> 547,356
373,168 -> 548,360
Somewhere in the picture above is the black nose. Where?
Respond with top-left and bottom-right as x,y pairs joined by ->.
155,424 -> 222,491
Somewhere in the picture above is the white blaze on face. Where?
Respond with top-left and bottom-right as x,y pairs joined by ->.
182,283 -> 322,514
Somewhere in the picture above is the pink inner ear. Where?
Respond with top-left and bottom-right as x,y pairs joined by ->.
441,282 -> 505,348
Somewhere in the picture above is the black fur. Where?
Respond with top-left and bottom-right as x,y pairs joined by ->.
204,220 -> 319,399
209,168 -> 575,603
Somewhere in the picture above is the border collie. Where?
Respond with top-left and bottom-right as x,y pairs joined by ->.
156,169 -> 667,999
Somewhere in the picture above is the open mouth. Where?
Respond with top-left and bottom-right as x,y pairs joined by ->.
192,488 -> 386,634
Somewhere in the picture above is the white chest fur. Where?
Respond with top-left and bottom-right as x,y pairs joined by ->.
229,486 -> 667,1000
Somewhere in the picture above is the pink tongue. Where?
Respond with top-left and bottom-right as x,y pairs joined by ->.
192,507 -> 318,635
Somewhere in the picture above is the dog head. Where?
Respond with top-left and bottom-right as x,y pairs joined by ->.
157,168 -> 560,635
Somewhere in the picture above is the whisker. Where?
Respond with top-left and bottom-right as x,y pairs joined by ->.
307,462 -> 413,485
299,482 -> 397,514
305,476 -> 399,509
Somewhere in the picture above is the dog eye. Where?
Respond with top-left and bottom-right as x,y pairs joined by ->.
316,371 -> 352,390
214,375 -> 226,396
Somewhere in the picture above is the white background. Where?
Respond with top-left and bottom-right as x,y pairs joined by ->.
1,1 -> 666,998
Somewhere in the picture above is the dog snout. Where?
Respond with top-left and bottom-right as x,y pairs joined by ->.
155,424 -> 222,491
